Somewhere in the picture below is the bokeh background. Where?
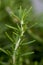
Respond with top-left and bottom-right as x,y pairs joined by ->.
0,0 -> 43,65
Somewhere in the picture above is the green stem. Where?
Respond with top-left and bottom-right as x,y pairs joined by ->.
13,20 -> 24,65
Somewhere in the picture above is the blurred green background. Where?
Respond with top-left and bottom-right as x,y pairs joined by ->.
0,0 -> 43,65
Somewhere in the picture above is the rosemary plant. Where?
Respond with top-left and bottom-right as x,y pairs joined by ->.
4,6 -> 35,65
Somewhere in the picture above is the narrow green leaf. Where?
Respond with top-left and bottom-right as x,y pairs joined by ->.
21,52 -> 34,56
5,32 -> 13,43
5,24 -> 18,31
20,38 -> 26,44
17,23 -> 21,30
0,48 -> 8,55
19,6 -> 22,19
22,40 -> 36,45
13,32 -> 18,36
22,6 -> 32,20
22,9 -> 27,20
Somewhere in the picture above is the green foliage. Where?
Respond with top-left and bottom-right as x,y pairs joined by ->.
0,0 -> 43,65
